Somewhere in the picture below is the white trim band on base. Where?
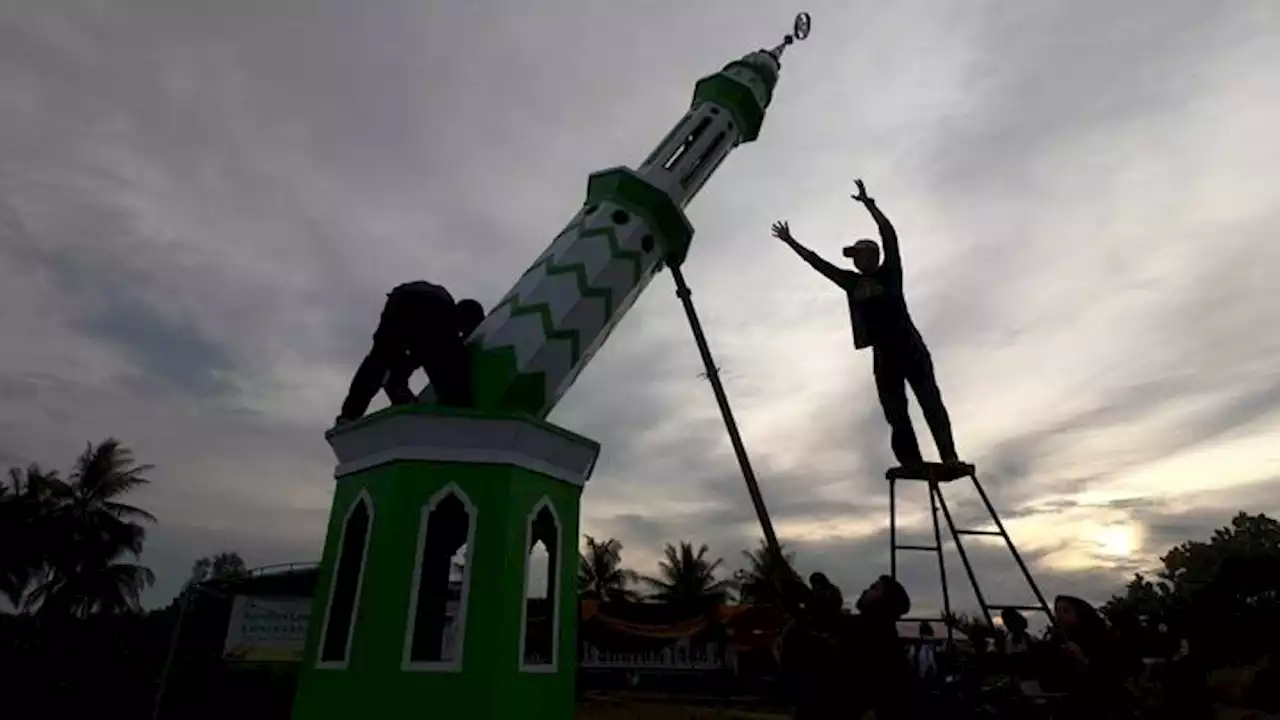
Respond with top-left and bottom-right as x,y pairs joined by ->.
328,412 -> 599,487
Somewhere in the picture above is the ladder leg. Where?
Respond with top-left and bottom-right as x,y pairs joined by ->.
928,481 -> 954,647
889,476 -> 898,580
970,473 -> 1054,620
933,482 -> 994,629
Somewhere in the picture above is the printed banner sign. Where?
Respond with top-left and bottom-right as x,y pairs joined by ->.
223,595 -> 312,662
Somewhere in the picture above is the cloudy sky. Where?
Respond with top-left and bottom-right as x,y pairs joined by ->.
2,0 -> 1278,620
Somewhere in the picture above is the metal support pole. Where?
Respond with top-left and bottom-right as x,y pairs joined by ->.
969,473 -> 1054,619
889,477 -> 898,580
669,265 -> 782,562
933,484 -> 994,629
151,585 -> 193,720
928,482 -> 954,648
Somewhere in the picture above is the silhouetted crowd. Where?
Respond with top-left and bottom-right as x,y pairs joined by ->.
774,576 -> 1212,719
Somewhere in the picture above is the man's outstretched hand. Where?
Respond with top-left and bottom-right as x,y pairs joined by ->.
851,178 -> 873,204
771,220 -> 795,243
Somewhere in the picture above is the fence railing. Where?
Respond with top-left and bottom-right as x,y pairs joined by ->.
242,562 -> 319,579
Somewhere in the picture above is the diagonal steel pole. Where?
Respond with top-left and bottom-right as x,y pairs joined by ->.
669,265 -> 783,563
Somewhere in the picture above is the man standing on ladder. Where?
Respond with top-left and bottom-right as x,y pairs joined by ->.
772,179 -> 962,470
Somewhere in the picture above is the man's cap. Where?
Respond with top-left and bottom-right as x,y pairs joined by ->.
842,238 -> 878,257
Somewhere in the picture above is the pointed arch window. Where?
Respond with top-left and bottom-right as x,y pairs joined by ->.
520,498 -> 562,672
643,111 -> 693,167
403,484 -> 478,671
681,127 -> 730,194
662,115 -> 713,172
317,491 -> 373,668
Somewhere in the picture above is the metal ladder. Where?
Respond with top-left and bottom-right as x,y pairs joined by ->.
888,462 -> 1052,644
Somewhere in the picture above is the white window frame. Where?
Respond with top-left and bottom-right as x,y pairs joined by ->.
401,482 -> 478,673
518,496 -> 562,673
316,490 -> 374,670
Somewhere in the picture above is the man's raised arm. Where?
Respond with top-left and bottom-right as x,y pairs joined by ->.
851,179 -> 901,276
771,221 -> 847,287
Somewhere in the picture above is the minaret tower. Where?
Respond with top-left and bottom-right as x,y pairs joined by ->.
430,13 -> 811,418
294,15 -> 810,720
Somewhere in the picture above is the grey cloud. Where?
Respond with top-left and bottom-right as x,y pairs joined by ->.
1104,497 -> 1161,512
79,293 -> 238,398
1,1 -> 1276,610
1138,515 -> 1217,563
1000,497 -> 1084,521
952,352 -> 1280,514
926,0 -> 1232,193
1130,479 -> 1280,559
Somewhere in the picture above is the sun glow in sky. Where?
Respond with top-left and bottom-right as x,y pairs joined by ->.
1092,524 -> 1141,560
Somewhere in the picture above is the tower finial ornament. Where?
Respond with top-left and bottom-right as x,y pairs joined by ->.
793,11 -> 812,41
770,12 -> 812,59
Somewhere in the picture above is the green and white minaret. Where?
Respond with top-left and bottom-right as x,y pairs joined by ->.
293,14 -> 810,720
422,13 -> 811,417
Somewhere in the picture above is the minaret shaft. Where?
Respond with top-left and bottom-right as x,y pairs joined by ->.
424,24 -> 802,419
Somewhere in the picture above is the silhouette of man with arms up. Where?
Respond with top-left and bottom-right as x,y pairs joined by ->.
336,280 -> 485,426
772,179 -> 960,469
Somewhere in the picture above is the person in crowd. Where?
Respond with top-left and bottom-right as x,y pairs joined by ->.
1002,608 -> 1033,655
1044,594 -> 1135,718
779,573 -> 914,719
915,621 -> 939,680
777,573 -> 851,719
844,575 -> 914,719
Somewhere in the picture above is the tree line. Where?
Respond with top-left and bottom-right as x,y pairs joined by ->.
6,435 -> 1280,665
578,534 -> 797,613
0,437 -> 793,618
1100,511 -> 1280,666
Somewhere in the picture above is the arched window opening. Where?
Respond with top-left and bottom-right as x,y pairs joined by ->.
662,116 -> 713,172
684,145 -> 733,204
318,493 -> 373,667
521,501 -> 561,670
643,112 -> 692,167
681,131 -> 728,188
405,488 -> 476,669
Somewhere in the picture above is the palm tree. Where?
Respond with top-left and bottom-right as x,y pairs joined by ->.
0,464 -> 66,610
734,538 -> 797,606
578,535 -> 638,603
641,541 -> 733,613
30,439 -> 157,617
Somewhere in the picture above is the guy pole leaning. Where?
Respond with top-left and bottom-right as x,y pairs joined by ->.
671,11 -> 811,567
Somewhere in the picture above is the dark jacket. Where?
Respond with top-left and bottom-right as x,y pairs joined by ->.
779,610 -> 912,719
790,201 -> 921,351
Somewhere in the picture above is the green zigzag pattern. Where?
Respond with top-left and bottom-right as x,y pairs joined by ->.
511,304 -> 582,367
485,221 -> 645,352
472,214 -> 652,415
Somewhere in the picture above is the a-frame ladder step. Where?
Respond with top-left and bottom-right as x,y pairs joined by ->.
886,462 -> 976,483
887,460 -> 1055,634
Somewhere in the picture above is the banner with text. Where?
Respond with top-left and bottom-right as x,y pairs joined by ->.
223,595 -> 312,662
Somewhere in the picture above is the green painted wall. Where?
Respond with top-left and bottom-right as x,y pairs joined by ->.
293,460 -> 583,719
